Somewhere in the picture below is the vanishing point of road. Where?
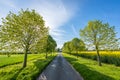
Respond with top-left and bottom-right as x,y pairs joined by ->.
37,53 -> 83,80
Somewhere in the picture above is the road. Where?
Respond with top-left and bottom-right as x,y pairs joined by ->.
37,53 -> 83,80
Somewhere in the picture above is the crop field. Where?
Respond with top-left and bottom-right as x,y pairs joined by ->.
79,51 -> 120,55
72,51 -> 120,66
63,53 -> 120,80
0,53 -> 56,80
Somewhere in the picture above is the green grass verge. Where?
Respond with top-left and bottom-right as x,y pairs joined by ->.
0,54 -> 51,68
63,53 -> 120,80
0,53 -> 56,80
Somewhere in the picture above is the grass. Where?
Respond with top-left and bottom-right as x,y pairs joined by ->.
0,53 -> 56,80
0,53 -> 53,67
71,51 -> 120,66
63,53 -> 120,80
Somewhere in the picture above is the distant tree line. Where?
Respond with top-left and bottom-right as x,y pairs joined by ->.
62,38 -> 86,57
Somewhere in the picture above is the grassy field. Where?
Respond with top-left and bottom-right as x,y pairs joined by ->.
63,53 -> 120,80
0,54 -> 48,68
71,51 -> 120,66
0,53 -> 56,80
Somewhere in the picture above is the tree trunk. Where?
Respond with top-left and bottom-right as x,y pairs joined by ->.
96,45 -> 102,66
70,51 -> 71,55
7,53 -> 11,57
23,46 -> 28,68
46,52 -> 48,59
77,51 -> 78,58
51,51 -> 52,56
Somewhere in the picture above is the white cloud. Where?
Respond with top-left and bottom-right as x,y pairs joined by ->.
0,0 -> 78,48
29,0 -> 72,29
50,29 -> 66,37
71,24 -> 78,36
28,0 -> 77,48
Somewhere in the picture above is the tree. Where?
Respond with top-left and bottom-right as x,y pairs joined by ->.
80,20 -> 118,66
45,35 -> 57,58
0,25 -> 2,51
71,38 -> 86,57
57,48 -> 61,52
62,41 -> 72,53
0,9 -> 48,68
62,38 -> 86,56
34,35 -> 57,58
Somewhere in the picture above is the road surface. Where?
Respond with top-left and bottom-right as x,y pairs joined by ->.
37,53 -> 83,80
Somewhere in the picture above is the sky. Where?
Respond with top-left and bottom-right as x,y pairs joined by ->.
0,0 -> 120,48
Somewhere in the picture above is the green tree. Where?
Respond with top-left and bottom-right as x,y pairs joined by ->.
57,48 -> 61,52
34,35 -> 57,58
62,38 -> 86,56
62,41 -> 71,53
80,20 -> 118,66
45,35 -> 57,58
0,9 -> 48,68
0,25 -> 1,50
71,38 -> 86,57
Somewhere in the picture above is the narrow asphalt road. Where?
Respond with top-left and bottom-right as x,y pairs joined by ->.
37,53 -> 83,80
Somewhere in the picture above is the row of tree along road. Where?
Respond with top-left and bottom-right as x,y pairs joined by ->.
62,20 -> 119,66
0,9 -> 57,68
0,9 -> 119,68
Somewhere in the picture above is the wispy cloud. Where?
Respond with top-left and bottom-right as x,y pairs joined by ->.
29,0 -> 72,29
71,24 -> 78,36
28,0 -> 78,48
0,0 -> 78,48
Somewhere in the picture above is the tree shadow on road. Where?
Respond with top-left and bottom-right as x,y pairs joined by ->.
65,57 -> 115,80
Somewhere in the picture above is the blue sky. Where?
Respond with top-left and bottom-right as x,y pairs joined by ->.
0,0 -> 120,48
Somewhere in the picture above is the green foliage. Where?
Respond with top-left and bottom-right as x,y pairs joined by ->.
62,41 -> 71,53
80,20 -> 118,66
1,9 -> 48,51
71,38 -> 86,52
62,38 -> 86,53
80,20 -> 118,50
0,9 -> 48,67
0,54 -> 56,80
45,35 -> 57,53
33,35 -> 57,53
63,53 -> 120,80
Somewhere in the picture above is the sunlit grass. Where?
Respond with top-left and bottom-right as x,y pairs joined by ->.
0,54 -> 47,68
63,53 -> 120,80
0,53 -> 56,80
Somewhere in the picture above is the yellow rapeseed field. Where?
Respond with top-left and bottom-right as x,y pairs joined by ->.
75,51 -> 120,66
79,51 -> 120,55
